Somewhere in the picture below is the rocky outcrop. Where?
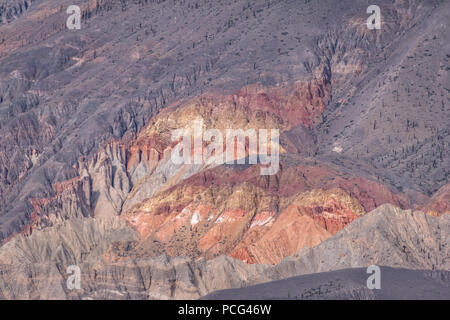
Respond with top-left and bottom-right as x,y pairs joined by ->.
2,0 -> 447,244
422,184 -> 450,216
0,0 -> 34,25
1,75 -> 394,265
203,267 -> 450,300
0,216 -> 137,266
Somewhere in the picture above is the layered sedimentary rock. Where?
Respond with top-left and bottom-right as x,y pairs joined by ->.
422,184 -> 450,216
1,75 -> 410,266
0,0 -> 449,300
0,204 -> 448,299
203,267 -> 450,300
1,0 -> 448,244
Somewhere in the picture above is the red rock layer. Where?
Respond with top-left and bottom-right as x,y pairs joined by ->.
422,183 -> 450,216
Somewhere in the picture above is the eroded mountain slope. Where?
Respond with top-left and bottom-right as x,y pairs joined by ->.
0,204 -> 448,299
0,0 -> 448,300
0,0 -> 448,243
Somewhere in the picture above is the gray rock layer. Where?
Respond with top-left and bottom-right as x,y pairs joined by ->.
202,267 -> 450,300
0,204 -> 448,299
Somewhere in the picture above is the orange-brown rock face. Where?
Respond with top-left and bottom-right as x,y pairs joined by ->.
289,188 -> 364,234
230,207 -> 332,264
228,188 -> 364,264
127,135 -> 166,174
422,184 -> 450,216
232,76 -> 331,129
93,82 -> 413,265
117,160 -> 407,264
